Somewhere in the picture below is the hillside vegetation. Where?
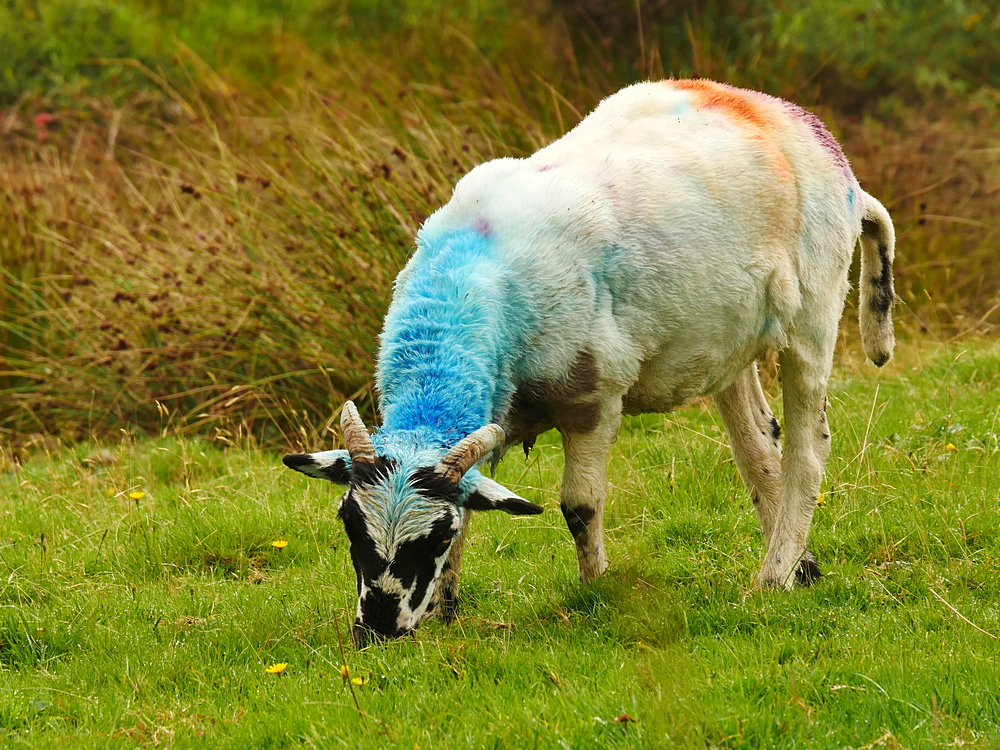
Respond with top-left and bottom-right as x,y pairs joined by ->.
1,0 -> 998,450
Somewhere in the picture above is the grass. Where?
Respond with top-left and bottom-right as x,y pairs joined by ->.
0,0 -> 549,106
1,71 -> 997,451
1,2 -> 998,746
2,336 -> 1000,748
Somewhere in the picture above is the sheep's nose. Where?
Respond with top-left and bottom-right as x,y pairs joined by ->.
351,622 -> 375,649
352,621 -> 408,648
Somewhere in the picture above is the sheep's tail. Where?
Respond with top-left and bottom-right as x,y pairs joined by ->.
857,193 -> 896,367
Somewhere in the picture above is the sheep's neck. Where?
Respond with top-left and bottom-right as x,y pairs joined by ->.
375,230 -> 519,447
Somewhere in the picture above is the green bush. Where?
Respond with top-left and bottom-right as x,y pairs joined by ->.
553,0 -> 1000,109
0,0 -> 541,105
0,0 -> 165,105
769,0 -> 1000,110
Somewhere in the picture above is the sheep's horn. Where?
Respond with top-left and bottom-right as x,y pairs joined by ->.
436,424 -> 505,483
341,400 -> 375,465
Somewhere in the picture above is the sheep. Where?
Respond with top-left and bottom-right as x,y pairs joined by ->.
283,79 -> 895,646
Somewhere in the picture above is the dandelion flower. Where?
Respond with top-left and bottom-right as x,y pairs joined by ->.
271,540 -> 289,549
265,662 -> 288,675
339,664 -> 350,679
945,443 -> 958,452
129,490 -> 146,500
352,676 -> 367,686
816,493 -> 826,506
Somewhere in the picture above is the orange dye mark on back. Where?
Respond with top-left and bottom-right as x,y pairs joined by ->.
668,79 -> 793,183
751,135 -> 794,184
670,79 -> 768,128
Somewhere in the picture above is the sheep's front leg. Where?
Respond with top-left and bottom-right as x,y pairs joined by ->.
716,363 -> 822,587
759,341 -> 832,589
559,407 -> 621,582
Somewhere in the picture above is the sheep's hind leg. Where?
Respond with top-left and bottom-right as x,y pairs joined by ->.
758,338 -> 833,589
714,364 -> 783,544
559,403 -> 622,582
716,363 -> 821,586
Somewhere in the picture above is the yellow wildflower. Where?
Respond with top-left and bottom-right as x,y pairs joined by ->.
271,540 -> 289,549
129,490 -> 146,500
352,677 -> 367,686
265,662 -> 288,675
816,493 -> 826,506
340,664 -> 350,679
945,443 -> 958,452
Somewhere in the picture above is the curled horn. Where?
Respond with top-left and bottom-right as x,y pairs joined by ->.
340,400 -> 376,465
435,424 -> 505,483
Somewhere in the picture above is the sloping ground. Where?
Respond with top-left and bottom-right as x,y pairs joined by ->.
1,339 -> 998,747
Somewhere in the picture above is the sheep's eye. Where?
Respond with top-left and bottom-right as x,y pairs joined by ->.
436,537 -> 453,554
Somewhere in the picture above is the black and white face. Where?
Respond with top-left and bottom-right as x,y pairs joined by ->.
338,462 -> 465,646
282,443 -> 542,648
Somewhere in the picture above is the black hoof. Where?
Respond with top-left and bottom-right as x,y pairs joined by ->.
795,553 -> 822,586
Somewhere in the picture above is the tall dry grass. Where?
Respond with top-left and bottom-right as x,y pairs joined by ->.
843,107 -> 1000,330
0,45 -> 556,454
1,9 -> 998,455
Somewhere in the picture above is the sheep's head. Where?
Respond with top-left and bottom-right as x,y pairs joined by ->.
282,401 -> 542,647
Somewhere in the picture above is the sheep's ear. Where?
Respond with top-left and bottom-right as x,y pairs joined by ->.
282,450 -> 351,484
464,476 -> 543,515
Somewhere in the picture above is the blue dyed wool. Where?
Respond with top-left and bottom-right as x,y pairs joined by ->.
374,229 -> 521,456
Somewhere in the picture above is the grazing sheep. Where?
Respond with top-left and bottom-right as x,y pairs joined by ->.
283,79 -> 895,646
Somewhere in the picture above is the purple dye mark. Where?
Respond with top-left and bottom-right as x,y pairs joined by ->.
537,164 -> 557,172
473,216 -> 492,236
784,101 -> 851,177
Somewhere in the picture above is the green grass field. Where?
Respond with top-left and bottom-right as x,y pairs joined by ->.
3,337 -> 999,748
2,2 -> 999,747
